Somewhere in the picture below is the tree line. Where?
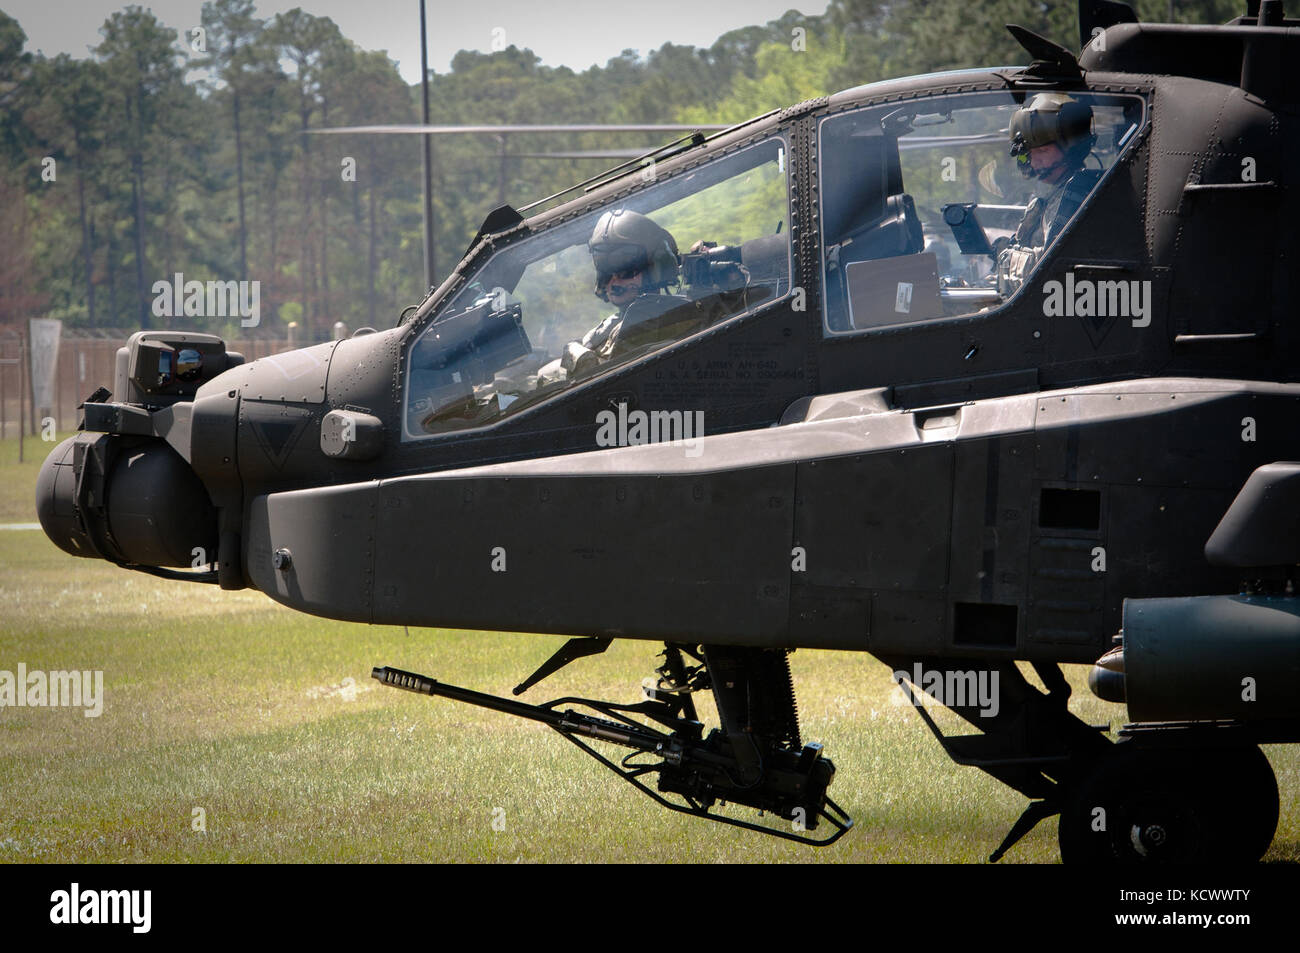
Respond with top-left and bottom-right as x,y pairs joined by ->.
0,0 -> 1239,342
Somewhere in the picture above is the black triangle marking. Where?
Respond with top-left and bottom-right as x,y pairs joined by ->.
1080,311 -> 1117,349
252,417 -> 308,469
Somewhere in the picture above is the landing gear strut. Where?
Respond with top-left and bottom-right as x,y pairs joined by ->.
883,656 -> 1281,862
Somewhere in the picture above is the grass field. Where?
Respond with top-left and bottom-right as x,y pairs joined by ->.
0,429 -> 48,524
3,433 -> 1298,863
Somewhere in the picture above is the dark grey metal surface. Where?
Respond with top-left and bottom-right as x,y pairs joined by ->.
243,378 -> 1299,663
1206,462 -> 1300,567
1123,594 -> 1300,721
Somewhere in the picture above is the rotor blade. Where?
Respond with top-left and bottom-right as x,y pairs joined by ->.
507,149 -> 652,159
898,132 -> 1010,150
306,123 -> 730,135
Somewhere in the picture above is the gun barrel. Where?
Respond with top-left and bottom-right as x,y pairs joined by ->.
371,666 -> 671,752
372,666 -> 561,723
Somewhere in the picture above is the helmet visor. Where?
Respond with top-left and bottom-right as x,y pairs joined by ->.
591,243 -> 650,285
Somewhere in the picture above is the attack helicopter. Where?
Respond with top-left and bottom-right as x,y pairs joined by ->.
36,0 -> 1300,862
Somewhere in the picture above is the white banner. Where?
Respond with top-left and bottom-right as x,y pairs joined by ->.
28,318 -> 62,413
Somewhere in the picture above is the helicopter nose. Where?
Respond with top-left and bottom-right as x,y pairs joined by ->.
35,436 -> 87,558
36,433 -> 218,568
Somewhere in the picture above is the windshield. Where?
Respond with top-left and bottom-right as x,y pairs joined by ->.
404,138 -> 791,439
818,91 -> 1146,333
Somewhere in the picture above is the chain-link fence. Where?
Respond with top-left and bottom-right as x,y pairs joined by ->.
0,331 -> 300,439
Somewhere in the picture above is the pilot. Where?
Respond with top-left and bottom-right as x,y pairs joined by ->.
538,208 -> 684,384
997,93 -> 1100,296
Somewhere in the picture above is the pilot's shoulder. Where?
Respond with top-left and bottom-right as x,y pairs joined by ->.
1067,168 -> 1103,193
624,293 -> 690,322
580,311 -> 621,349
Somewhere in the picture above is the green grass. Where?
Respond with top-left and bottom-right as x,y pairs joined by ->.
1,433 -> 1297,863
0,432 -> 54,524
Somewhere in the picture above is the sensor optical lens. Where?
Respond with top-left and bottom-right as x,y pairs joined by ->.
176,348 -> 203,382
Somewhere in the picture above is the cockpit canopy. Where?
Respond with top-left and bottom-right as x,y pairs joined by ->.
818,90 -> 1145,334
404,138 -> 791,439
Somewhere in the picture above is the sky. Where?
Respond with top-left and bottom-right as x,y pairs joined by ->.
4,0 -> 834,82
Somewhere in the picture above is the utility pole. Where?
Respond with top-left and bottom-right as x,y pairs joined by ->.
18,333 -> 25,463
419,0 -> 436,289
496,134 -> 508,204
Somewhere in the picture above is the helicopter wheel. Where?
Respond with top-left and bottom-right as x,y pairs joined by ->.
1057,743 -> 1278,864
